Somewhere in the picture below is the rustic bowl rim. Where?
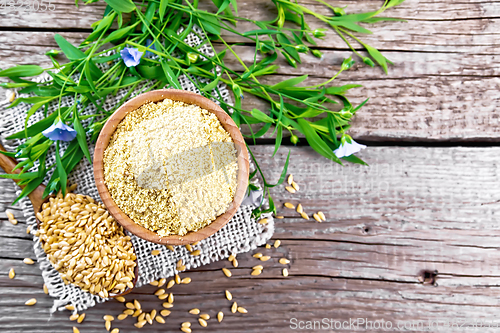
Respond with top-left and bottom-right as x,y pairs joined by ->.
93,89 -> 249,245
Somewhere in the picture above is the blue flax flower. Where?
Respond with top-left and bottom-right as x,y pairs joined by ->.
334,136 -> 366,158
120,47 -> 143,67
42,120 -> 77,142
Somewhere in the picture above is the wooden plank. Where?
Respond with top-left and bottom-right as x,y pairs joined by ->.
1,0 -> 499,55
3,146 -> 500,331
2,31 -> 500,141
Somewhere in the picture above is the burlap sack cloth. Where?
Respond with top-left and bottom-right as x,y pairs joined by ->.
0,26 -> 273,312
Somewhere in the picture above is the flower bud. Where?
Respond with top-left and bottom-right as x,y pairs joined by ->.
363,57 -> 375,67
282,52 -> 297,68
290,135 -> 299,145
232,83 -> 243,99
313,29 -> 327,38
333,7 -> 345,16
187,52 -> 199,64
311,49 -> 323,59
294,45 -> 308,53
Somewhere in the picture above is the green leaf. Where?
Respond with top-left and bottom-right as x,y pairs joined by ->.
86,12 -> 115,42
326,84 -> 362,95
54,34 -> 86,60
73,113 -> 92,164
216,0 -> 230,14
268,149 -> 291,187
242,29 -> 280,37
365,44 -> 388,73
142,2 -> 157,33
277,33 -> 301,63
386,0 -> 406,9
201,76 -> 220,92
229,0 -> 238,15
251,109 -> 274,123
333,21 -> 372,34
0,172 -> 38,180
104,0 -> 136,13
270,74 -> 308,90
55,142 -> 67,197
252,123 -> 272,138
160,61 -> 182,90
272,125 -> 282,157
341,154 -> 368,165
84,62 -> 97,94
0,65 -> 44,78
159,0 -> 169,20
297,118 -> 342,164
327,113 -> 338,147
24,99 -> 56,137
353,98 -> 369,112
12,177 -> 44,205
196,12 -> 221,35
102,23 -> 139,44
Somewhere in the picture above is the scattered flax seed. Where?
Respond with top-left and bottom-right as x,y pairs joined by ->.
65,305 -> 75,311
134,299 -> 141,310
73,327 -> 80,333
237,307 -> 248,314
104,100 -> 238,237
178,265 -> 186,271
132,309 -> 142,317
25,298 -> 37,306
77,313 -> 86,323
8,268 -> 15,279
167,245 -> 175,252
156,315 -> 165,324
313,213 -> 322,222
70,314 -> 79,321
43,284 -> 48,294
200,314 -> 210,320
251,269 -> 262,276
177,259 -> 183,269
138,313 -> 146,322
252,265 -> 263,270
181,327 -> 192,333
167,279 -> 175,289
218,311 -> 224,322
189,308 -> 200,315
265,244 -> 271,249
287,174 -> 293,185
225,290 -> 232,301
6,210 -> 17,225
228,254 -> 235,262
158,293 -> 168,300
190,250 -> 201,256
279,258 -> 290,265
175,274 -> 181,284
168,293 -> 174,303
26,225 -> 32,234
283,268 -> 289,277
111,329 -> 119,333
284,202 -> 295,209
150,280 -> 159,286
274,239 -> 281,248
151,309 -> 157,320
115,296 -> 126,302
231,302 -> 237,313
123,309 -> 134,315
291,181 -> 300,191
135,320 -> 146,328
146,313 -> 153,325
192,241 -> 199,246
260,256 -> 271,262
318,211 -> 326,221
158,278 -> 166,287
275,215 -> 284,219
185,244 -> 193,252
300,212 -> 309,220
161,309 -> 171,316
23,258 -> 34,265
181,277 -> 191,284
232,258 -> 239,268
182,322 -> 191,328
163,302 -> 173,309
296,203 -> 303,214
253,253 -> 263,259
117,314 -> 128,320
155,288 -> 166,296
199,318 -> 208,327
105,320 -> 111,331
151,249 -> 161,256
125,302 -> 135,309
285,186 -> 296,194
258,218 -> 268,225
222,268 -> 232,277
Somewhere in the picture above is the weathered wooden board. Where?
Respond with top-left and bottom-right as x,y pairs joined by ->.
2,146 -> 500,332
2,30 -> 500,141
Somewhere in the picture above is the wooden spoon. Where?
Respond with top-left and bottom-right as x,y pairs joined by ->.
0,142 -> 137,297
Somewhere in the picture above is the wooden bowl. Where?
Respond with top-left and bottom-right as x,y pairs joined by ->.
93,89 -> 249,245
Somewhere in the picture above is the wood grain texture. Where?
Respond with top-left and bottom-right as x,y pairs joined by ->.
3,146 -> 500,332
94,89 -> 249,245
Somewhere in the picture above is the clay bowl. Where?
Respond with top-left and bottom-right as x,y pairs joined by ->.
93,89 -> 249,245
